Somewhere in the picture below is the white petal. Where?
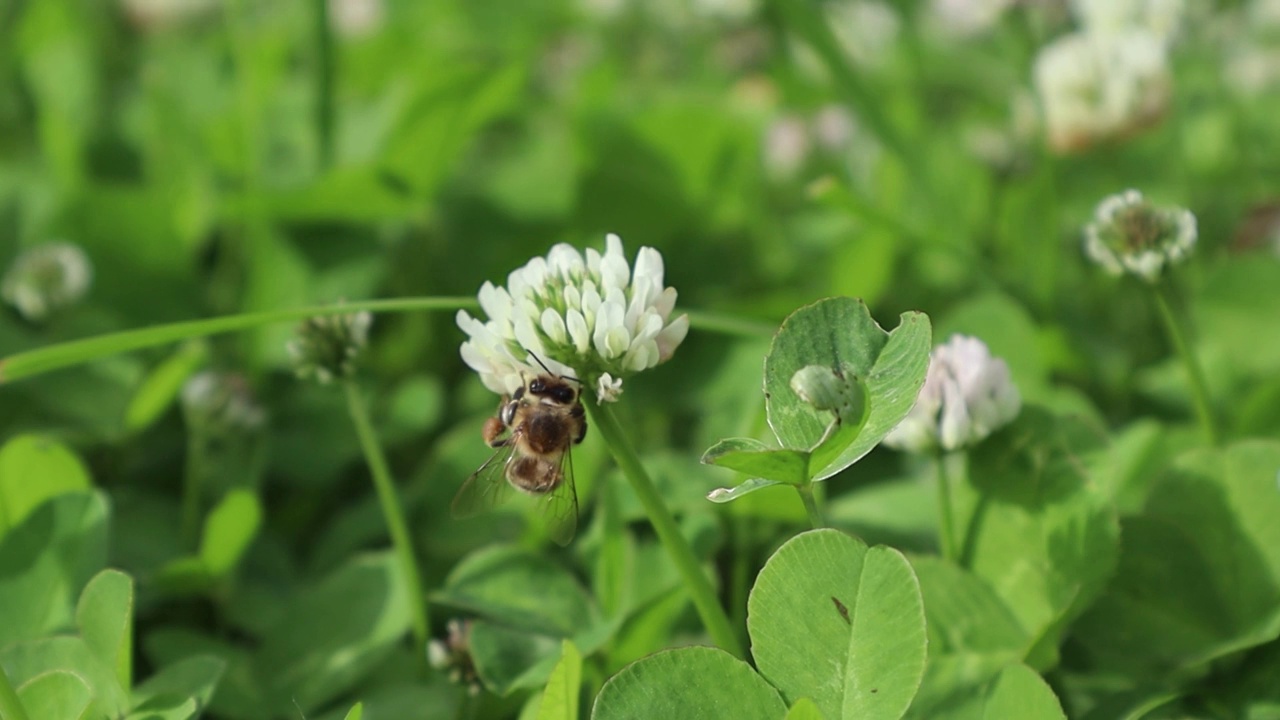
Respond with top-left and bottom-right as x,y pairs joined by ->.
566,309 -> 590,353
541,308 -> 568,344
655,314 -> 689,362
514,317 -> 546,358
654,287 -> 677,319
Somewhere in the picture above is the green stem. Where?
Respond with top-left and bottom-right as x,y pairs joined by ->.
583,401 -> 744,659
0,665 -> 29,720
312,0 -> 335,169
936,452 -> 958,562
683,310 -> 776,339
795,483 -> 824,528
0,297 -> 477,384
344,380 -> 429,649
1151,284 -> 1219,445
181,432 -> 209,549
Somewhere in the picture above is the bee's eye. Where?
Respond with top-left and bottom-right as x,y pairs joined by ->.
529,379 -> 545,393
553,387 -> 575,403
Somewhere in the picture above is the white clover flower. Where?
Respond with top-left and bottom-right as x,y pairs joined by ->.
1084,189 -> 1196,282
884,335 -> 1021,453
287,310 -> 373,384
1034,29 -> 1171,153
457,234 -> 689,402
1,242 -> 93,322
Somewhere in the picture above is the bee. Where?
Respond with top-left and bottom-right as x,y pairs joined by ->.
452,359 -> 587,545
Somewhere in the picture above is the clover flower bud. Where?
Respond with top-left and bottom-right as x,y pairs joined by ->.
457,234 -> 688,403
181,371 -> 266,434
427,620 -> 480,695
1083,189 -> 1196,282
1,242 -> 92,322
883,335 -> 1021,453
287,310 -> 373,384
1034,29 -> 1171,153
790,364 -> 868,425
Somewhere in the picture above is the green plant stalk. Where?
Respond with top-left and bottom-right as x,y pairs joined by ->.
0,297 -> 477,384
313,0 -> 335,169
683,310 -> 776,339
344,380 -> 429,649
583,401 -> 745,660
181,432 -> 210,549
935,451 -> 958,562
795,483 -> 824,528
1152,284 -> 1219,445
0,665 -> 29,720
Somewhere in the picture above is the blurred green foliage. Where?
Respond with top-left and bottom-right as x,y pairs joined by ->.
3,0 -> 1280,718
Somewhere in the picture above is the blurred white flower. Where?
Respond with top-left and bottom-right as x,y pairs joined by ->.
287,310 -> 373,384
182,370 -> 266,433
428,619 -> 480,696
884,335 -> 1021,453
763,115 -> 812,180
928,0 -> 1018,37
119,0 -> 219,30
811,104 -> 857,153
1,242 -> 93,322
457,234 -> 689,402
1034,29 -> 1171,153
1084,189 -> 1196,282
329,0 -> 383,38
1071,0 -> 1185,45
826,0 -> 901,69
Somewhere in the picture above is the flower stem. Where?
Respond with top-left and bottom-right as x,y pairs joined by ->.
795,483 -> 825,528
1151,284 -> 1219,445
181,433 -> 209,549
312,0 -> 336,169
343,380 -> 429,649
0,297 -> 477,384
684,310 -> 776,339
583,401 -> 745,660
0,664 -> 30,720
936,452 -> 958,562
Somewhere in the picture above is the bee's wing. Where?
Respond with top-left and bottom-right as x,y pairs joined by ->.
540,448 -> 580,546
452,440 -> 517,519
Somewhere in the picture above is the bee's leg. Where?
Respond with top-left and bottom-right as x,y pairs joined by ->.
571,404 -> 587,444
482,416 -> 507,446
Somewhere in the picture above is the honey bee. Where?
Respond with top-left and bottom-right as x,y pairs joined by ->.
452,361 -> 587,545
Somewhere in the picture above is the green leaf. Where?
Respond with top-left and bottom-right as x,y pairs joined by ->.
129,655 -> 225,716
979,665 -> 1065,720
786,697 -> 828,720
2,636 -> 129,718
748,529 -> 927,720
436,546 -> 600,637
123,342 -> 206,433
343,702 -> 364,720
124,696 -> 197,720
955,409 -> 1119,670
701,438 -> 810,485
0,492 -> 108,646
198,490 -> 262,578
75,570 -> 133,690
535,641 -> 582,720
469,622 -> 564,696
1073,440 -> 1280,680
256,553 -> 411,715
0,435 -> 92,538
764,298 -> 931,481
910,557 -> 1028,657
706,477 -> 787,504
591,647 -> 786,720
15,670 -> 92,720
